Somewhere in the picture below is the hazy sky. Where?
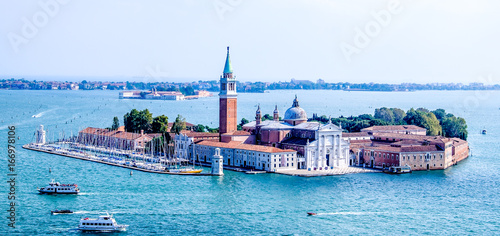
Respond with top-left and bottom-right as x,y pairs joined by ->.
1,0 -> 500,84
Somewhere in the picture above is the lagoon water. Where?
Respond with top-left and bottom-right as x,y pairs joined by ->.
1,89 -> 499,235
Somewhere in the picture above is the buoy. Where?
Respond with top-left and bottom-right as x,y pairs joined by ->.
49,168 -> 52,173
130,171 -> 133,176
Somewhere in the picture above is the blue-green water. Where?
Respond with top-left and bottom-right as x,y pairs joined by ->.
1,90 -> 499,235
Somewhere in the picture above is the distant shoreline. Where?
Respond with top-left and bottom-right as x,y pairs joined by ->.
2,78 -> 499,92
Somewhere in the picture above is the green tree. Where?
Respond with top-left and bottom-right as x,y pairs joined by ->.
194,124 -> 206,132
123,109 -> 153,133
240,118 -> 250,127
391,108 -> 406,124
404,108 -> 441,136
369,119 -> 388,126
374,107 -> 394,124
442,116 -> 468,140
152,115 -> 169,133
171,115 -> 186,134
432,109 -> 447,122
262,114 -> 273,121
111,116 -> 120,130
358,114 -> 374,120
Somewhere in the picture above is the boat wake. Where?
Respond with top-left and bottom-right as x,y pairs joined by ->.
32,108 -> 58,118
73,210 -> 129,215
309,211 -> 414,216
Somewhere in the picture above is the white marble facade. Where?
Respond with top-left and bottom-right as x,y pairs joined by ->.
303,122 -> 350,170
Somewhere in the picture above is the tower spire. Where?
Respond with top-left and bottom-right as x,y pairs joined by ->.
223,46 -> 233,75
256,104 -> 262,126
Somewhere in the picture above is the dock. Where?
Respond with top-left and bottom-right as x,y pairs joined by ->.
23,144 -> 213,176
275,167 -> 381,177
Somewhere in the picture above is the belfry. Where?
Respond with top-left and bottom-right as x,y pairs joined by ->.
219,47 -> 238,138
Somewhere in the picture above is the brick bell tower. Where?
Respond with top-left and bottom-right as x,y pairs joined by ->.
219,46 -> 238,137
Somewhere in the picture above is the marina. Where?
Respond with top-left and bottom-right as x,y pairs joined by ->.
23,143 -> 213,176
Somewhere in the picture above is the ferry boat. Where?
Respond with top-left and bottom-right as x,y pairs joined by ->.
77,212 -> 128,232
38,180 -> 79,194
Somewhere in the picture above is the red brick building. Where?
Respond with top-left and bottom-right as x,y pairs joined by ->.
348,128 -> 469,171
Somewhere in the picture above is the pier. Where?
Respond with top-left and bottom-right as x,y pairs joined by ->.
23,144 -> 213,176
275,167 -> 381,177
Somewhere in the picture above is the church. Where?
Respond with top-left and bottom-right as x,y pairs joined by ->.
175,47 -> 350,171
242,96 -> 350,170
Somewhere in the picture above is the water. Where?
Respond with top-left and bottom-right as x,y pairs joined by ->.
1,89 -> 499,235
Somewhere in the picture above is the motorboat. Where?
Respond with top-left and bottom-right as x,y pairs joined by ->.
51,209 -> 73,214
383,165 -> 412,174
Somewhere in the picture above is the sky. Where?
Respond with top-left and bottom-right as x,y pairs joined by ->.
1,0 -> 500,84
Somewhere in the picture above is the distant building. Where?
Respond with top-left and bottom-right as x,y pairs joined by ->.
119,91 -> 142,99
361,125 -> 426,135
119,89 -> 185,100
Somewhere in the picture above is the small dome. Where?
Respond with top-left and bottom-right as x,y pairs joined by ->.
284,107 -> 307,121
284,95 -> 307,122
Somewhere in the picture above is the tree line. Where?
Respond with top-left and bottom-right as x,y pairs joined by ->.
310,107 -> 468,140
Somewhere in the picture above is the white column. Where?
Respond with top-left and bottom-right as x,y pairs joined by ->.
337,134 -> 341,167
316,136 -> 320,168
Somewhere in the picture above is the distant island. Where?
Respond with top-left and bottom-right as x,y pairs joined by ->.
2,78 -> 500,93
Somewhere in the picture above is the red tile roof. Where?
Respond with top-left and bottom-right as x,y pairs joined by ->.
342,132 -> 370,137
79,127 -> 151,141
196,140 -> 296,153
362,125 -> 426,131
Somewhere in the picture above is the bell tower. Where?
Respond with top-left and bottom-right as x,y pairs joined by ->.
219,47 -> 238,136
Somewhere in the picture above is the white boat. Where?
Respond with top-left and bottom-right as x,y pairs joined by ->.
38,179 -> 79,194
166,166 -> 202,174
77,212 -> 128,232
